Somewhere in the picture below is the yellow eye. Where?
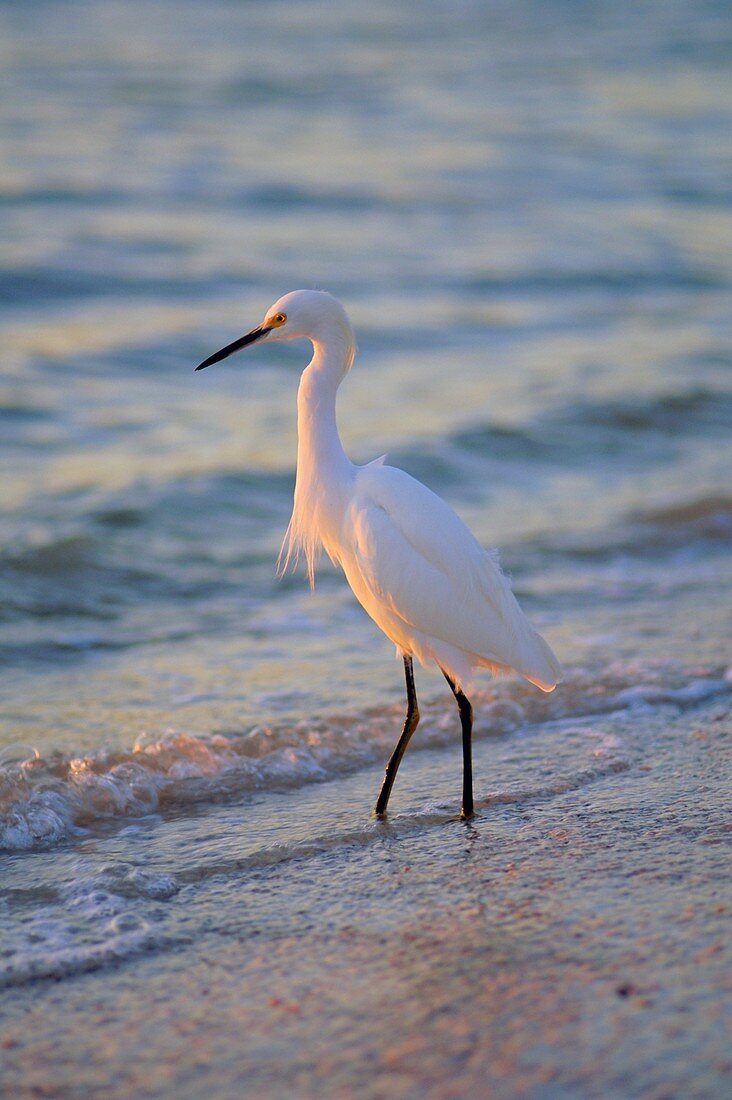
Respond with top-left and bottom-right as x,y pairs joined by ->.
271,312 -> 287,327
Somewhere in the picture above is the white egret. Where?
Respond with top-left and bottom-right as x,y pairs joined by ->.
196,290 -> 562,818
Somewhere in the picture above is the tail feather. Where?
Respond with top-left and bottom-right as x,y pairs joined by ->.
518,628 -> 563,692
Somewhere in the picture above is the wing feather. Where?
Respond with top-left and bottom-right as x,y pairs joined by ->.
343,464 -> 561,688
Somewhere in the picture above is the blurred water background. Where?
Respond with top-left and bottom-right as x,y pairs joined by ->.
0,2 -> 730,1085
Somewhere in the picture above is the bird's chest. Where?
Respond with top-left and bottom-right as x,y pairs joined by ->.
294,475 -> 348,563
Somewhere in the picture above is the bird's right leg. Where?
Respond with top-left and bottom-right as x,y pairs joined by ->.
374,655 -> 420,817
442,671 -> 474,820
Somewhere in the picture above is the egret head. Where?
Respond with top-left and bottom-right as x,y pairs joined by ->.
195,289 -> 354,371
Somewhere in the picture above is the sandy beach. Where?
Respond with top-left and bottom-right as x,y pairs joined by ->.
2,669 -> 729,1098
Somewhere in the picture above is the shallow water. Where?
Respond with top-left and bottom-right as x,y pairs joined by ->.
0,0 -> 730,1093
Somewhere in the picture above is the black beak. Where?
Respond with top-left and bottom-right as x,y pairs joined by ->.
195,324 -> 271,370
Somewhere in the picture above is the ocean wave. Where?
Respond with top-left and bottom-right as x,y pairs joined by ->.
620,494 -> 732,555
0,265 -> 228,308
0,185 -> 129,208
0,502 -> 273,626
563,388 -> 732,435
0,728 -> 629,992
630,496 -> 732,536
1,663 -> 726,853
0,533 -> 179,626
0,402 -> 51,423
0,467 -> 292,626
449,388 -> 732,470
516,495 -> 732,568
461,268 -> 727,295
0,925 -> 179,991
2,534 -> 104,576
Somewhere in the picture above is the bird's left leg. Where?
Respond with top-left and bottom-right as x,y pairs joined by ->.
374,656 -> 420,817
442,672 -> 474,820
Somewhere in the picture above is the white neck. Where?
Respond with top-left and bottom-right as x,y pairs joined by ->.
296,339 -> 353,481
280,330 -> 356,584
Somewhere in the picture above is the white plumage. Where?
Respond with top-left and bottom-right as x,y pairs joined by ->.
197,289 -> 562,818
340,461 -> 561,693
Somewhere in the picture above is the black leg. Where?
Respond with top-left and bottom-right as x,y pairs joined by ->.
374,656 -> 420,817
442,671 -> 474,819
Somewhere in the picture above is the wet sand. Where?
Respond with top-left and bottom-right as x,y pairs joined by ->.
2,687 -> 729,1099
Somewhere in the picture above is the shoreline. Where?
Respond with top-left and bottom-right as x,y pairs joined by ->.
1,690 -> 729,1099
